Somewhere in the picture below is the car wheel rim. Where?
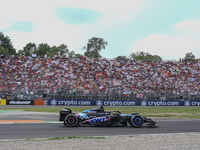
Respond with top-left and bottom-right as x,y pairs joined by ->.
134,117 -> 141,125
68,117 -> 75,124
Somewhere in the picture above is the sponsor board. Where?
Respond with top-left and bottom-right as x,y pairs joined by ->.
140,100 -> 180,106
6,100 -> 34,105
141,100 -> 200,106
184,101 -> 200,106
47,99 -> 200,106
48,100 -> 91,106
34,100 -> 45,105
0,99 -> 6,105
101,100 -> 136,106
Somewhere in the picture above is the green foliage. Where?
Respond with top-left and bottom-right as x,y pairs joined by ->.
46,51 -> 53,57
47,137 -> 65,140
66,136 -> 105,139
83,37 -> 108,59
0,32 -> 16,55
49,44 -> 69,57
1,107 -> 200,119
81,137 -> 106,139
26,138 -> 35,141
17,43 -> 70,58
36,43 -> 51,56
26,136 -> 105,141
18,42 -> 37,56
75,53 -> 83,58
0,46 -> 9,55
130,51 -> 162,61
49,45 -> 59,57
184,52 -> 196,61
115,56 -> 129,61
58,44 -> 69,56
69,50 -> 76,58
67,136 -> 81,139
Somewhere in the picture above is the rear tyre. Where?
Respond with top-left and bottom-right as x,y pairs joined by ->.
63,121 -> 66,125
64,114 -> 78,127
129,115 -> 144,128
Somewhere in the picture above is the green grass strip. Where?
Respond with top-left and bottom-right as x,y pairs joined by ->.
1,107 -> 200,119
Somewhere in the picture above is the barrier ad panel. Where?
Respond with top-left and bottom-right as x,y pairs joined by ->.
34,100 -> 45,105
6,100 -> 34,105
0,99 -> 6,105
48,99 -> 91,106
48,99 -> 200,106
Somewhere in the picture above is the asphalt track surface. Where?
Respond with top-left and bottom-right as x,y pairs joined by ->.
0,113 -> 200,140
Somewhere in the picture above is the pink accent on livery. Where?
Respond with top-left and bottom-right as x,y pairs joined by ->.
105,118 -> 110,121
68,117 -> 75,124
76,114 -> 80,117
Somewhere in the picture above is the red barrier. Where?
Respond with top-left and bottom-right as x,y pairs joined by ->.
34,100 -> 44,105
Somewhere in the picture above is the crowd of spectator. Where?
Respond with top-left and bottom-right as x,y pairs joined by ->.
0,55 -> 200,99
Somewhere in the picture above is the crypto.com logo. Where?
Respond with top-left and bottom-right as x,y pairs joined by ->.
184,101 -> 190,106
141,100 -> 147,106
51,99 -> 57,106
96,100 -> 103,106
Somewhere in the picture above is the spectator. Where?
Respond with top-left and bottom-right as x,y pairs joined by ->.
0,56 -> 199,99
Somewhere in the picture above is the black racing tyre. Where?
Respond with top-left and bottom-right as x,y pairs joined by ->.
129,115 -> 144,128
64,114 -> 78,127
63,121 -> 66,125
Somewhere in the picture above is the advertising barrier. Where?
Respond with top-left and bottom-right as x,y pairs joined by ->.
48,99 -> 200,106
6,100 -> 34,105
0,99 -> 6,105
34,100 -> 45,105
1,99 -> 200,106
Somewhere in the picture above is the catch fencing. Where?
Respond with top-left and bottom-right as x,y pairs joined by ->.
1,73 -> 200,101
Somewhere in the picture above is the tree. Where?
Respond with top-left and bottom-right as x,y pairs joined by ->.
184,52 -> 195,61
0,32 -> 16,54
130,51 -> 162,61
36,43 -> 51,56
49,45 -> 59,57
0,46 -> 9,55
69,51 -> 76,58
82,37 -> 107,59
18,42 -> 37,56
24,42 -> 36,56
75,53 -> 83,58
58,44 -> 69,56
17,49 -> 24,56
115,56 -> 129,61
46,44 -> 69,57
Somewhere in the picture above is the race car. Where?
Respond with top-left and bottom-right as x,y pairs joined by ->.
59,106 -> 157,128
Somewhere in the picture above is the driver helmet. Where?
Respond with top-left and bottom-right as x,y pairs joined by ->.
100,106 -> 104,113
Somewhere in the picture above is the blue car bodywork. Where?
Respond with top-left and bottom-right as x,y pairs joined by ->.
59,106 -> 157,128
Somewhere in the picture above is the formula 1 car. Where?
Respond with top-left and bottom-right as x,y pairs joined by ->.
59,106 -> 157,128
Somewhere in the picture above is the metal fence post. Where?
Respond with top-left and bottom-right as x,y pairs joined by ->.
11,73 -> 13,99
33,74 -> 35,100
20,73 -> 22,99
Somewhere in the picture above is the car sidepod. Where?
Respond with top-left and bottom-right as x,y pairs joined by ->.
88,117 -> 109,124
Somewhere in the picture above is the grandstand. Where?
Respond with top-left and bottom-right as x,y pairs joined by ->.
0,56 -> 200,100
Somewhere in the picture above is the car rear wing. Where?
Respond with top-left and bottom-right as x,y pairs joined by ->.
59,108 -> 72,121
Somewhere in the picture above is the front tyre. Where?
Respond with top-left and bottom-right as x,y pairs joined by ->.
64,114 -> 78,127
129,115 -> 144,128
